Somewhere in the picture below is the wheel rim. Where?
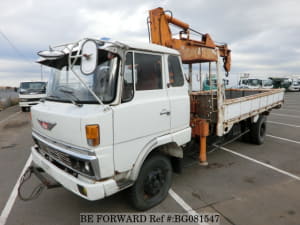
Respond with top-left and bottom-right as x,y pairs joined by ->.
143,168 -> 167,199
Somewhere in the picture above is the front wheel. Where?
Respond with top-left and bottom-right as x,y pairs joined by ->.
130,154 -> 172,211
250,115 -> 267,145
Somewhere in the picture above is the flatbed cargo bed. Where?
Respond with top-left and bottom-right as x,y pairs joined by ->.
190,88 -> 285,136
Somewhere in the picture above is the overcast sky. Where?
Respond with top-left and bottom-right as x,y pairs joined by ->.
1,0 -> 300,86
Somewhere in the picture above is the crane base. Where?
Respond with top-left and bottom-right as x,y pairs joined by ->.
199,161 -> 208,166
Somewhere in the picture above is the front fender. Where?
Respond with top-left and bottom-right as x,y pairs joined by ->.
129,134 -> 184,181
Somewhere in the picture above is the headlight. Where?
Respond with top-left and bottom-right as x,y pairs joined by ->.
84,161 -> 90,172
70,158 -> 94,176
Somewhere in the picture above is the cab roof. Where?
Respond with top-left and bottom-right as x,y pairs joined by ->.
36,38 -> 180,67
117,40 -> 180,55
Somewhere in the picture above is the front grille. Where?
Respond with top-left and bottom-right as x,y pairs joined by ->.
20,98 -> 41,102
29,98 -> 41,101
37,140 -> 72,167
34,138 -> 96,178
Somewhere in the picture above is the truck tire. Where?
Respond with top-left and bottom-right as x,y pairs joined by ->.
130,154 -> 172,211
250,115 -> 267,145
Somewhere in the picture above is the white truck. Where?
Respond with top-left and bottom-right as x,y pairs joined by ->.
21,37 -> 285,211
239,78 -> 273,89
19,81 -> 47,112
261,79 -> 274,89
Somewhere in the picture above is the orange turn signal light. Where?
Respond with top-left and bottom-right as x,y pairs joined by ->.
85,125 -> 100,146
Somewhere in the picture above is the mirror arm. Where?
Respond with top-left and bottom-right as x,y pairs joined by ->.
66,41 -> 106,107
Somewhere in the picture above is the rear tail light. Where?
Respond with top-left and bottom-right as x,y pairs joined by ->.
85,125 -> 100,146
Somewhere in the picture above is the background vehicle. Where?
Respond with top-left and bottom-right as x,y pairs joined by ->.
19,81 -> 47,112
203,76 -> 229,90
22,8 -> 284,211
287,78 -> 300,91
269,77 -> 291,90
239,78 -> 273,89
261,79 -> 273,88
239,78 -> 260,89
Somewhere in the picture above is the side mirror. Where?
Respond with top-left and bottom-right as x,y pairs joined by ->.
81,40 -> 98,75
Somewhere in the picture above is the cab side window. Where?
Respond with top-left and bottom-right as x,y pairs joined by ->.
122,52 -> 134,102
135,53 -> 162,91
168,55 -> 184,87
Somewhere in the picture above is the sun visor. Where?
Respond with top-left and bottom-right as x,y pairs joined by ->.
36,45 -> 80,69
36,52 -> 83,69
36,55 -> 69,69
36,43 -> 119,70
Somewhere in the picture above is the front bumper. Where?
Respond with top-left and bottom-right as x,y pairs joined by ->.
19,101 -> 40,107
288,87 -> 300,91
31,147 -> 119,200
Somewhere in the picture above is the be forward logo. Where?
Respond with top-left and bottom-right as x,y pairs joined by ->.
38,120 -> 56,131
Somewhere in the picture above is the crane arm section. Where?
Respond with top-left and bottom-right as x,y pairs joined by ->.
149,7 -> 231,73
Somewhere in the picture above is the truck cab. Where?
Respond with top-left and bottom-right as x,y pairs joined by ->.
19,81 -> 47,112
269,77 -> 291,90
239,78 -> 273,89
239,78 -> 260,89
261,79 -> 273,89
31,39 -> 190,210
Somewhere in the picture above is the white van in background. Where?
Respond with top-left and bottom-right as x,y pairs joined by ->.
19,81 -> 47,112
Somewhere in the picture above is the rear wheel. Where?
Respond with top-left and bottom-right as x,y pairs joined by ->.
130,154 -> 172,211
250,115 -> 267,145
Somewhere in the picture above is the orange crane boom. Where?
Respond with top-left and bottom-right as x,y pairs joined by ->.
148,7 -> 231,73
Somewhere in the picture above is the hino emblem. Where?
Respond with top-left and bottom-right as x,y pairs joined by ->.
38,120 -> 56,131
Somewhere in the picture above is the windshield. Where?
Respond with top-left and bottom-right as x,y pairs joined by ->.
46,50 -> 119,104
282,79 -> 290,84
290,79 -> 300,86
19,82 -> 47,94
241,79 -> 248,85
248,79 -> 260,86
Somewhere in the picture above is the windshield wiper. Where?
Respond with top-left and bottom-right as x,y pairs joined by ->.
46,95 -> 61,99
44,95 -> 62,102
58,87 -> 83,107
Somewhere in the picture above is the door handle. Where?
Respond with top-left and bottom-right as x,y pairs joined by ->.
160,109 -> 171,116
